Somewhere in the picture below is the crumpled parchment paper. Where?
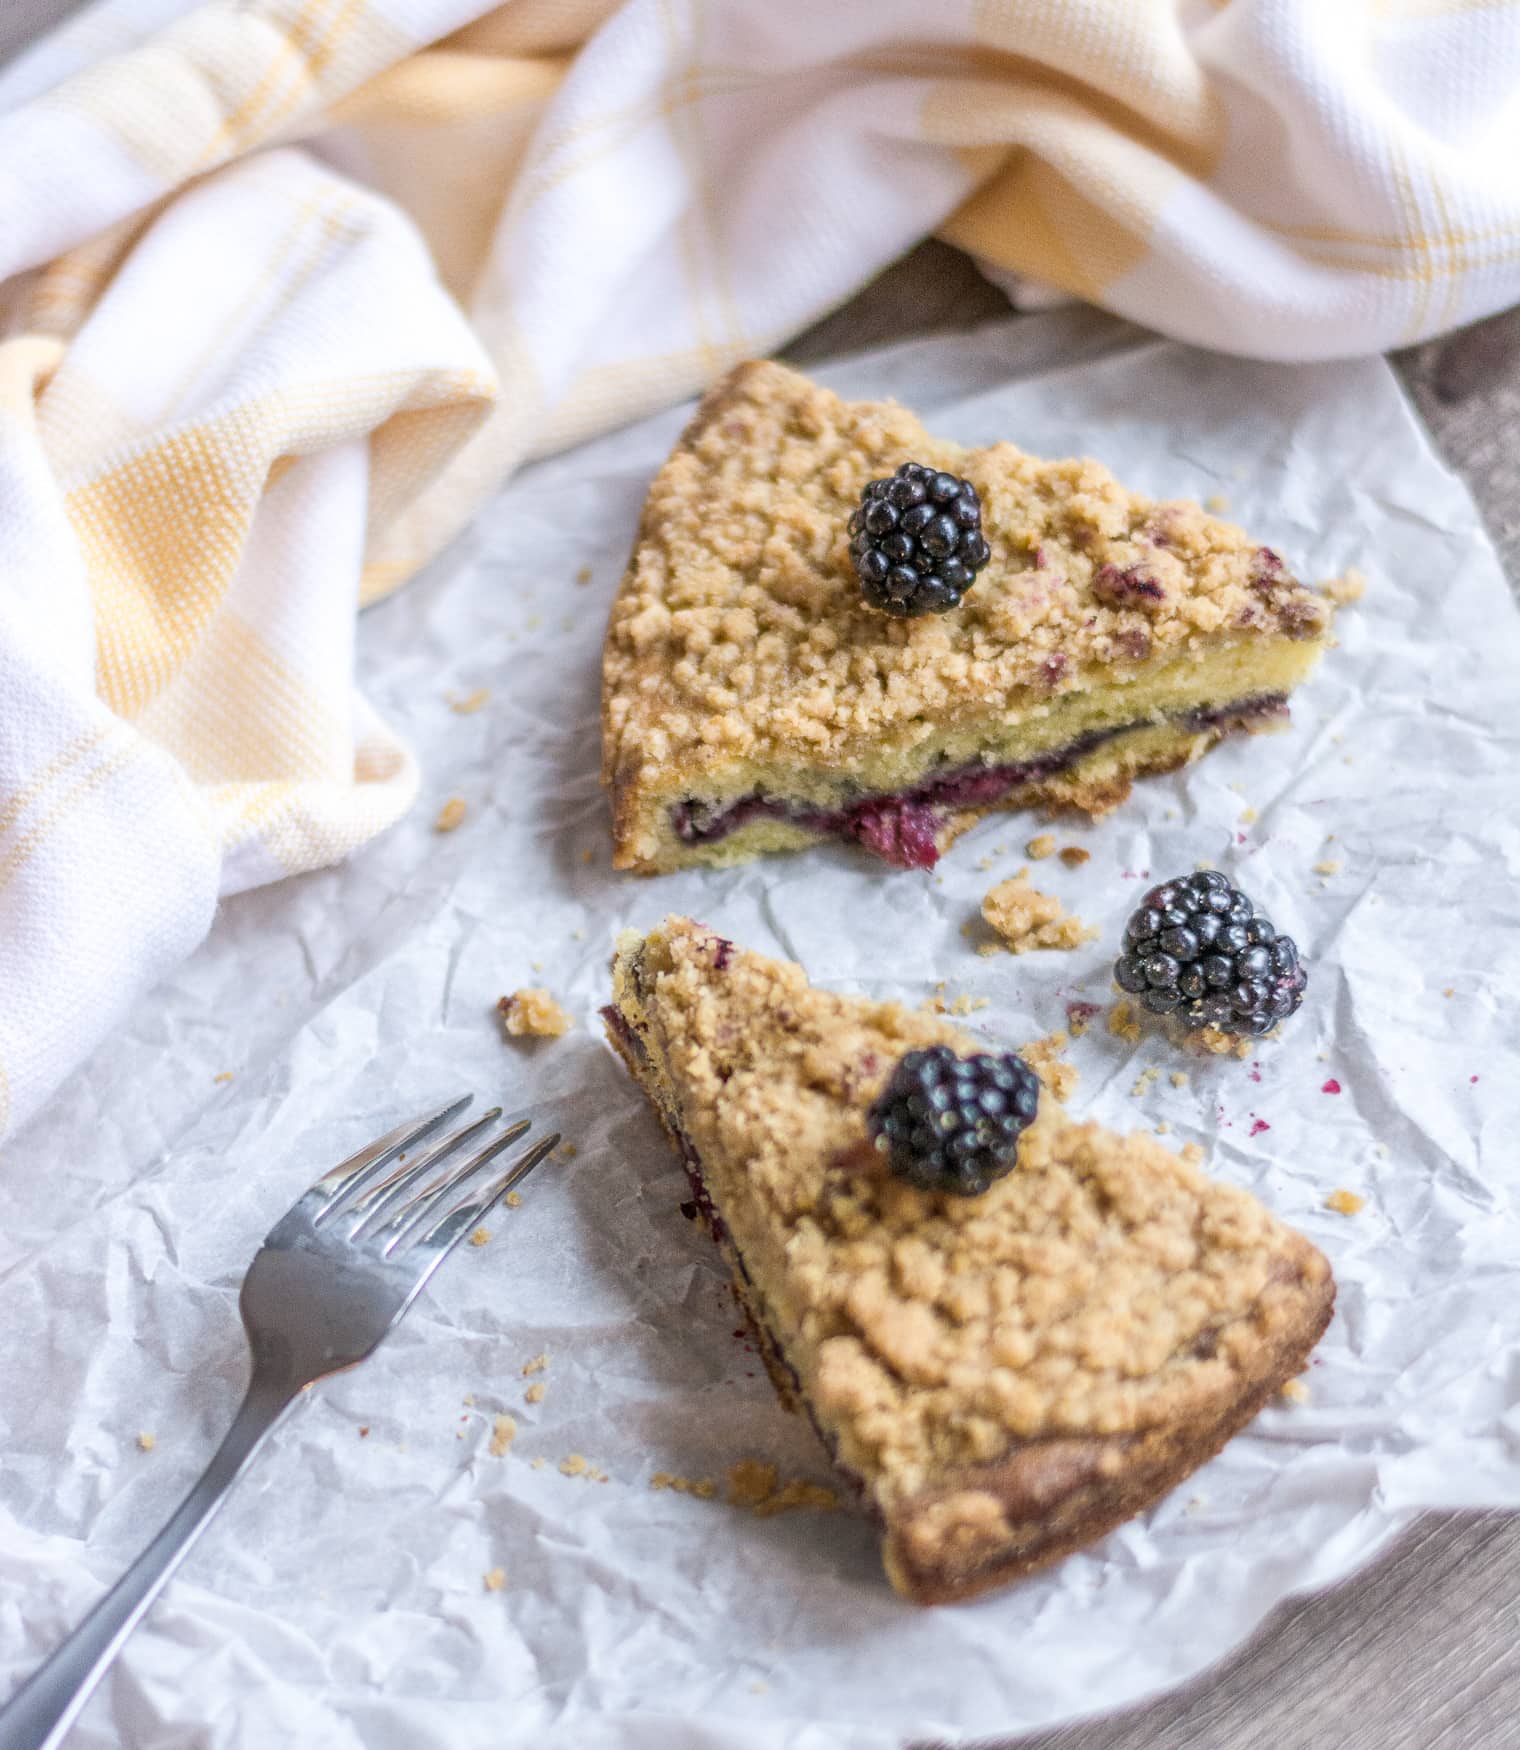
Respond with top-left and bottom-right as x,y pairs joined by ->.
3,309 -> 1518,1750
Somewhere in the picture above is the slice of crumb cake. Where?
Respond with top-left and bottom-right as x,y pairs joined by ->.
603,918 -> 1334,1605
601,360 -> 1330,874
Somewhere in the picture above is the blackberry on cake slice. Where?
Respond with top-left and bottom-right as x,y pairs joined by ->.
602,360 -> 1331,874
602,917 -> 1335,1605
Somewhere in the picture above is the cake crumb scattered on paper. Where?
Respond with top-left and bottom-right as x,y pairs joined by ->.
489,1414 -> 517,1457
1025,833 -> 1057,860
947,993 -> 989,1015
580,848 -> 595,864
1314,859 -> 1342,876
559,1453 -> 589,1477
1204,492 -> 1230,514
1189,1024 -> 1252,1059
499,988 -> 572,1038
1108,1000 -> 1142,1045
531,1456 -> 546,1470
1154,1121 -> 1171,1134
1279,1378 -> 1310,1405
650,1471 -> 719,1497
1240,807 -> 1258,825
483,1567 -> 506,1592
1130,1065 -> 1159,1098
1443,987 -> 1455,999
1169,1070 -> 1189,1088
469,1227 -> 492,1247
449,688 -> 490,715
981,875 -> 1096,954
212,1070 -> 234,1085
435,797 -> 468,833
525,1382 -> 546,1404
575,565 -> 592,585
1065,1000 -> 1100,1037
1021,1032 -> 1078,1102
1326,1189 -> 1366,1216
522,1354 -> 548,1376
505,1190 -> 523,1208
1058,845 -> 1091,867
137,1432 -> 156,1453
462,1394 -> 475,1406
1324,567 -> 1366,605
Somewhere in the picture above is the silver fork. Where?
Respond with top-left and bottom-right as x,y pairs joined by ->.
0,1095 -> 559,1750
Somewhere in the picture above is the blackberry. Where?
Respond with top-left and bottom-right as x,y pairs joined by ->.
1114,872 -> 1306,1037
849,463 -> 991,617
867,1045 -> 1039,1196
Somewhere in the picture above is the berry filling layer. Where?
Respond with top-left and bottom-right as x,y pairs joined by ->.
669,694 -> 1289,870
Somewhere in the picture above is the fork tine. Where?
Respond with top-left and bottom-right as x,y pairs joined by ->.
371,1116 -> 534,1254
342,1109 -> 507,1236
306,1096 -> 474,1221
406,1131 -> 560,1260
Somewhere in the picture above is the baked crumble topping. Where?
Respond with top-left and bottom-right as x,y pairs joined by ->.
603,361 -> 1329,814
607,920 -> 1332,1513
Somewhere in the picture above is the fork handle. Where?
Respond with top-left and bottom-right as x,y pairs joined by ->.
0,1370 -> 299,1750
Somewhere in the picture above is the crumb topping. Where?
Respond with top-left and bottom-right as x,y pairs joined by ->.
610,919 -> 1331,1504
489,1414 -> 517,1457
498,988 -> 572,1039
981,874 -> 1098,954
603,361 -> 1329,806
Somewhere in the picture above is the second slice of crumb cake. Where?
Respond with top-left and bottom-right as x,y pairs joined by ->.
602,918 -> 1335,1605
602,360 -> 1330,873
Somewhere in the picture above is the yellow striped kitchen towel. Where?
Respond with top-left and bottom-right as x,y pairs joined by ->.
2,0 -> 1518,1138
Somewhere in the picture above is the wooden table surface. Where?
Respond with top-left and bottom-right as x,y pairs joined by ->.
5,5 -> 1518,1745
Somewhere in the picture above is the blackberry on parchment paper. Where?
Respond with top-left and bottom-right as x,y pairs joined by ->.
850,464 -> 991,617
867,1045 -> 1039,1196
1114,872 -> 1306,1037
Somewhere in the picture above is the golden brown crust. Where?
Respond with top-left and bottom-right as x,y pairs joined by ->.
601,361 -> 1330,872
603,918 -> 1336,1603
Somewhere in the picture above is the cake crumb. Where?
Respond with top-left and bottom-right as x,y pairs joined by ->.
1108,1000 -> 1142,1045
1169,1071 -> 1189,1088
1130,1065 -> 1159,1097
522,1354 -> 548,1376
1154,1121 -> 1171,1134
947,993 -> 989,1015
450,687 -> 490,715
137,1432 -> 156,1453
1324,567 -> 1366,605
575,565 -> 592,585
1279,1378 -> 1310,1405
1314,859 -> 1342,876
489,1414 -> 517,1457
525,1382 -> 546,1404
462,1394 -> 476,1406
1240,807 -> 1257,825
212,1070 -> 234,1085
580,848 -> 595,864
505,1190 -> 523,1208
1204,492 -> 1230,514
1443,987 -> 1455,999
531,1456 -> 546,1469
1326,1189 -> 1366,1216
469,1226 -> 492,1247
435,797 -> 468,833
1021,1032 -> 1079,1102
560,1453 -> 589,1477
1058,845 -> 1091,867
1065,1000 -> 1100,1037
981,874 -> 1096,954
483,1566 -> 507,1591
726,1458 -> 779,1508
498,988 -> 572,1038
1189,1024 -> 1252,1059
1025,834 -> 1057,860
